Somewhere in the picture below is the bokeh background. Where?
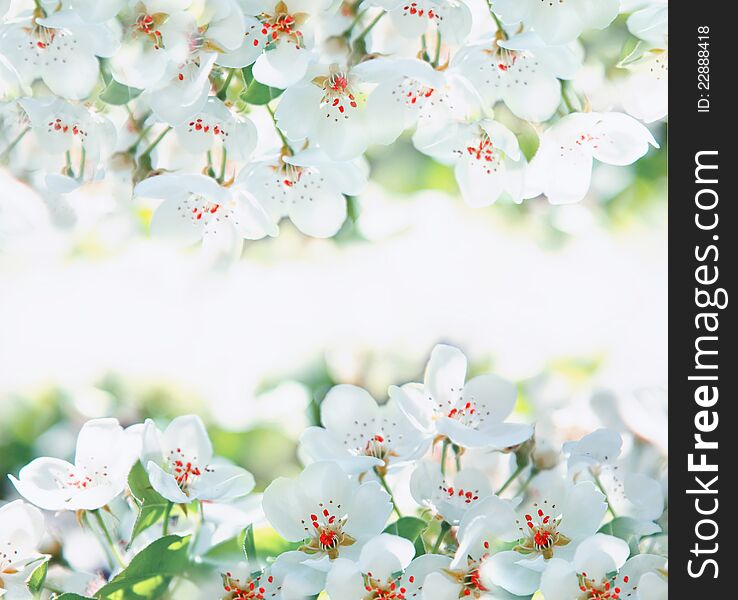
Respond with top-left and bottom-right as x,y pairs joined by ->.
0,12 -> 667,500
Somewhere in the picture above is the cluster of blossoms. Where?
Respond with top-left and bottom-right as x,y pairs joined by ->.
3,344 -> 667,600
0,0 -> 666,256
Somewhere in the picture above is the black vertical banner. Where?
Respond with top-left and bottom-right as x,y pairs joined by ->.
670,4 -> 735,596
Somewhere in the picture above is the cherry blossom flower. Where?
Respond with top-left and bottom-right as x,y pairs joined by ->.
174,97 -> 257,161
415,119 -> 526,207
390,344 -> 533,449
0,10 -> 119,100
146,51 -> 218,125
217,0 -> 331,88
300,384 -> 430,475
451,32 -> 581,123
562,428 -> 622,477
467,475 -> 607,595
221,551 -> 325,600
489,0 -> 619,45
541,540 -> 667,600
325,534 -> 412,599
351,57 -> 445,147
0,500 -> 46,600
620,2 -> 667,125
9,418 -> 140,511
236,148 -> 366,238
626,0 -> 667,47
141,415 -> 256,504
18,97 -> 116,190
523,111 -> 659,205
424,504 -> 522,600
109,2 -> 198,91
326,535 -> 447,600
274,63 -> 375,161
409,461 -> 492,525
539,534 -> 630,600
366,0 -> 472,44
621,49 -> 667,124
134,172 -> 277,254
262,461 -> 393,566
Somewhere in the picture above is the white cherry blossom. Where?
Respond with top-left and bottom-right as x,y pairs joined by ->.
327,536 -> 450,600
146,51 -> 218,125
220,551 -> 328,600
409,461 -> 492,525
274,63 -> 375,161
352,57 -> 445,147
415,118 -> 526,206
236,148 -> 366,238
626,0 -> 667,47
539,534 -> 630,600
141,415 -> 256,504
425,505 -> 523,600
367,0 -> 472,44
562,428 -> 622,477
109,2 -> 197,91
451,31 -> 581,123
134,172 -> 277,254
217,0 -> 331,88
621,49 -> 667,124
489,0 -> 619,46
390,344 -> 533,449
9,418 -> 140,512
174,96 -> 257,160
18,97 -> 116,190
474,476 -> 607,595
523,111 -> 659,205
325,534 -> 412,600
300,384 -> 430,475
0,500 -> 46,600
262,461 -> 393,566
0,10 -> 119,100
541,544 -> 667,600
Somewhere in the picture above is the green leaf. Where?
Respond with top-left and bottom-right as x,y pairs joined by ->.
96,535 -> 191,600
616,38 -> 647,68
383,517 -> 428,556
100,80 -> 143,105
242,524 -> 256,564
202,527 -> 249,564
127,462 -> 170,547
56,595 -> 95,599
240,66 -> 284,105
25,558 -> 48,594
598,517 -> 656,555
517,128 -> 540,162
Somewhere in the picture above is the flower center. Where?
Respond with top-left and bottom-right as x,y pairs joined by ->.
299,505 -> 355,559
46,118 -> 88,141
438,483 -> 481,506
176,194 -> 234,227
29,24 -> 56,49
247,1 -> 306,49
314,68 -> 360,121
577,572 -> 626,600
401,1 -> 440,22
222,571 -> 280,600
167,447 -> 210,494
133,13 -> 167,49
362,572 -> 408,600
514,502 -> 570,560
186,117 -> 230,141
443,550 -> 492,599
0,546 -> 20,575
277,162 -> 303,188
